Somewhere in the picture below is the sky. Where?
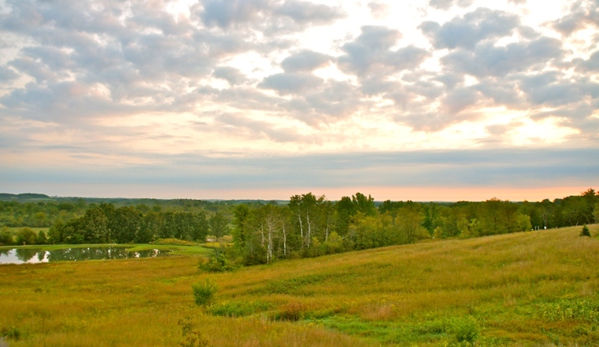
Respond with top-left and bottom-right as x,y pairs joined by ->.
0,0 -> 598,201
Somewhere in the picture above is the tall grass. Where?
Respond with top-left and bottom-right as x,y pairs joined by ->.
1,225 -> 598,346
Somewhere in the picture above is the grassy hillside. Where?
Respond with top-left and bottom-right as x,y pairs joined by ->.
1,225 -> 598,346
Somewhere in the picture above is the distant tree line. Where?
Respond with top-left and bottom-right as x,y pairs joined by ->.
45,204 -> 213,244
0,196 -> 240,228
0,190 -> 597,258
223,189 -> 599,266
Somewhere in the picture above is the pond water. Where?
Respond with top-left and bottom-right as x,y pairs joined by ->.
0,247 -> 170,265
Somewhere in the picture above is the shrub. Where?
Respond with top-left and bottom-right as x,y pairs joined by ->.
178,316 -> 209,347
36,231 -> 48,244
199,248 -> 236,272
450,316 -> 479,345
580,225 -> 591,237
272,302 -> 305,322
1,326 -> 21,341
16,228 -> 37,245
192,279 -> 217,306
0,230 -> 12,246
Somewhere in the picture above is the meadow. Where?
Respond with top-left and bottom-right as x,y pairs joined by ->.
1,225 -> 598,346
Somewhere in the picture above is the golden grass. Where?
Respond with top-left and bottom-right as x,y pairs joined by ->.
1,225 -> 598,346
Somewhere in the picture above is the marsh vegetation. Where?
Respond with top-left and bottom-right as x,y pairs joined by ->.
1,224 -> 598,346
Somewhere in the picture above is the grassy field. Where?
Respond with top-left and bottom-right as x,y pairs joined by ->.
1,225 -> 598,346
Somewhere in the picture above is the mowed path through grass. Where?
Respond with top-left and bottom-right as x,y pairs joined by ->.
1,225 -> 598,346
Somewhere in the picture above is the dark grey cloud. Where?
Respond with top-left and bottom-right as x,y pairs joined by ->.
280,50 -> 332,72
216,113 -> 303,143
513,72 -> 599,109
354,25 -> 401,50
212,66 -> 247,85
475,78 -> 523,106
441,87 -> 481,114
2,148 -> 597,194
199,0 -> 269,29
0,0 -> 258,121
338,26 -> 429,77
274,0 -> 344,24
420,8 -> 519,49
441,37 -> 563,77
9,56 -> 65,83
210,87 -> 282,112
258,72 -> 323,95
551,0 -> 599,36
385,46 -> 431,71
575,50 -> 599,72
0,81 -> 140,121
359,78 -> 399,96
197,0 -> 344,31
0,66 -> 18,81
434,73 -> 463,89
286,80 -> 366,123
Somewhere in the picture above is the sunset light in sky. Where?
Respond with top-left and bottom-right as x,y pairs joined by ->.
0,0 -> 597,200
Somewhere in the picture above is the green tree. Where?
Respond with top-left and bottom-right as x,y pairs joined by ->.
322,231 -> 344,254
334,196 -> 355,236
395,203 -> 429,243
0,227 -> 13,245
209,212 -> 229,242
16,227 -> 37,245
232,204 -> 252,251
138,211 -> 163,243
48,220 -> 63,243
289,193 -> 323,249
81,207 -> 109,243
34,211 -> 48,227
191,212 -> 209,242
36,230 -> 48,244
352,192 -> 376,217
112,207 -> 142,243
348,212 -> 382,250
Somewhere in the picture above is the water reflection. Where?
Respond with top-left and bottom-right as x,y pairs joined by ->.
0,247 -> 169,264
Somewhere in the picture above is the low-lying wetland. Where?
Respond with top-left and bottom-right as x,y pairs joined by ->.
0,247 -> 171,264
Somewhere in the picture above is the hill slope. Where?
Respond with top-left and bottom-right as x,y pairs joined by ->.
1,225 -> 598,346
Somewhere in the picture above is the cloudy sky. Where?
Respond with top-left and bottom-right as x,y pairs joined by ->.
0,0 -> 598,201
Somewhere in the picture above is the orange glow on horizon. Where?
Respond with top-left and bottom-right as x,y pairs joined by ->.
17,184 -> 595,202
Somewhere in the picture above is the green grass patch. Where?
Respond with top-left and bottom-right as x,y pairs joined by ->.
207,300 -> 272,317
152,238 -> 197,246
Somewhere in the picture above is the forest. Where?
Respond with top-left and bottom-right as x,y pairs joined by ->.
1,189 -> 598,266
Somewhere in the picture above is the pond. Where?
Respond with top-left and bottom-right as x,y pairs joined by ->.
0,247 -> 170,264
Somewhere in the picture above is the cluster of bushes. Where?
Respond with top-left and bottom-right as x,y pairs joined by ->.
47,204 -> 210,244
0,227 -> 47,246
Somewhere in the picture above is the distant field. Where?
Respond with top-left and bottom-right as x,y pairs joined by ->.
1,225 -> 598,346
